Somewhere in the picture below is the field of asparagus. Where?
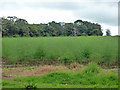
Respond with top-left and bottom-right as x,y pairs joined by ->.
2,36 -> 118,65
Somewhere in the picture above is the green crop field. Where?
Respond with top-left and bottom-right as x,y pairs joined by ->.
2,36 -> 119,89
2,36 -> 118,65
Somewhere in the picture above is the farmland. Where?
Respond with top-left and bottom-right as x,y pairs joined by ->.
2,36 -> 119,88
2,36 -> 118,65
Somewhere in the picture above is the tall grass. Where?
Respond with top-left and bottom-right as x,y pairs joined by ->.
83,62 -> 100,74
2,36 -> 118,64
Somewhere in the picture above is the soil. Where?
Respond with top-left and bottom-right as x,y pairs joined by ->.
2,64 -> 82,80
2,57 -> 118,80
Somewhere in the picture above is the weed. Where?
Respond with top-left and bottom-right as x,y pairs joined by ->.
84,62 -> 100,74
42,72 -> 72,84
24,80 -> 37,89
2,68 -> 118,88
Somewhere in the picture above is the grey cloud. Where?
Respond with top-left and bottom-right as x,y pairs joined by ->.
0,2 -> 22,10
73,2 -> 118,26
0,1 -> 118,26
24,2 -> 86,10
0,1 -> 85,10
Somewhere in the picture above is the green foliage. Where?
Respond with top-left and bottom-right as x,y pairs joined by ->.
2,81 -> 8,86
2,68 -> 118,88
13,34 -> 20,37
2,80 -> 21,87
1,16 -> 103,37
24,81 -> 37,89
2,36 -> 118,64
90,29 -> 101,36
42,72 -> 72,84
84,62 -> 100,74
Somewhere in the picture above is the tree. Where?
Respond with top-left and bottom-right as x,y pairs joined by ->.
1,16 -> 103,37
106,29 -> 111,36
89,29 -> 102,36
28,24 -> 39,37
1,17 -> 19,36
63,23 -> 74,36
15,18 -> 30,36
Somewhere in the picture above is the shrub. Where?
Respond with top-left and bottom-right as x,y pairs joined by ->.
84,62 -> 100,74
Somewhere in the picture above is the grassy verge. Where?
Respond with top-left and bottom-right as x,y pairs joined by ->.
2,62 -> 118,88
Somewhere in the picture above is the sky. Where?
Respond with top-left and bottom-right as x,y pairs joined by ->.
0,0 -> 119,35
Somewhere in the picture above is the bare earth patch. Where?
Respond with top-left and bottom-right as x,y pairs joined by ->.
2,64 -> 83,80
2,63 -> 118,80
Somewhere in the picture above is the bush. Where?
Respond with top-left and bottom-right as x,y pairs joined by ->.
84,62 -> 100,74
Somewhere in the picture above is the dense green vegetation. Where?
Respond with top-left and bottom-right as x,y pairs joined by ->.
2,36 -> 118,65
2,62 -> 118,88
1,16 -> 103,37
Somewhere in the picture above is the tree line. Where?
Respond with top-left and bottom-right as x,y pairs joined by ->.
1,16 -> 103,37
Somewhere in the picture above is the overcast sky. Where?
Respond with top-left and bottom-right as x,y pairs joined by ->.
0,0 -> 119,35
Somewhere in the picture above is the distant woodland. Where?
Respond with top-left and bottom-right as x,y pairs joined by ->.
1,16 -> 103,37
